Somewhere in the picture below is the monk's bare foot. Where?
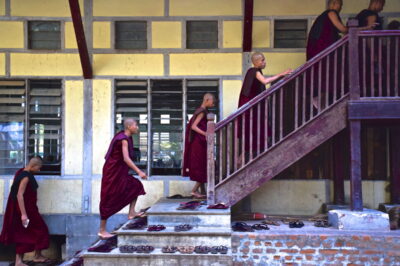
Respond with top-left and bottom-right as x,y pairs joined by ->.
191,192 -> 206,199
128,211 -> 145,220
33,255 -> 51,263
97,231 -> 114,239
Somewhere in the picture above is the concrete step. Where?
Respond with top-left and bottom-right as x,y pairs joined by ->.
83,248 -> 233,266
146,198 -> 231,227
115,226 -> 231,247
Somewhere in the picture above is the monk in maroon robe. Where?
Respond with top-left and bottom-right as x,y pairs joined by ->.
98,118 -> 147,239
238,52 -> 291,158
0,157 -> 50,266
182,93 -> 215,198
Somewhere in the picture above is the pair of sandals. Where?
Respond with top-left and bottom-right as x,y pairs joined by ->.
194,245 -> 228,254
289,220 -> 304,228
123,217 -> 147,230
162,246 -> 178,253
174,224 -> 193,232
147,225 -> 166,232
207,203 -> 229,209
251,224 -> 270,230
314,220 -> 330,228
119,245 -> 154,254
232,222 -> 254,232
262,219 -> 280,226
88,236 -> 117,252
177,246 -> 195,254
177,201 -> 201,210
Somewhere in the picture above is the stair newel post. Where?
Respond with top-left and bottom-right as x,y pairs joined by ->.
348,19 -> 363,211
206,113 -> 216,205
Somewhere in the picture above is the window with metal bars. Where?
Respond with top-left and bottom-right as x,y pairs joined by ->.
274,19 -> 308,48
115,21 -> 147,49
186,21 -> 218,49
114,80 -> 219,176
28,21 -> 61,50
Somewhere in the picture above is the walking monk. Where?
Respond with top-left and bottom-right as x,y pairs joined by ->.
0,157 -> 51,266
239,52 -> 291,157
182,93 -> 215,198
99,118 -> 147,239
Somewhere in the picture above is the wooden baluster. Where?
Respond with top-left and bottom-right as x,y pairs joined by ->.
226,123 -> 231,176
302,73 -> 306,124
272,94 -> 276,145
318,60 -> 322,112
396,37 -> 399,97
386,37 -> 391,97
333,49 -> 338,101
294,78 -> 299,129
234,118 -> 238,172
279,90 -> 283,141
218,129 -> 223,182
241,113 -> 246,166
206,113 -> 216,205
370,37 -> 375,97
257,103 -> 261,155
362,38 -> 366,97
378,37 -> 383,96
325,55 -> 330,108
310,67 -> 315,119
264,98 -> 269,149
341,44 -> 345,97
249,108 -> 253,159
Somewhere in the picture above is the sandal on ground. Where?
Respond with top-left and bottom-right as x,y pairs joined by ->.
232,222 -> 254,232
194,246 -> 210,254
167,194 -> 184,199
147,225 -> 166,232
207,203 -> 229,209
314,220 -> 330,228
251,224 -> 270,230
177,201 -> 201,210
162,246 -> 177,253
289,220 -> 304,228
119,245 -> 136,253
262,219 -> 280,226
174,224 -> 193,232
217,245 -> 228,254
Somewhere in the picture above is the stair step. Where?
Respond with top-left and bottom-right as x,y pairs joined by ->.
116,227 -> 231,247
83,248 -> 233,266
146,198 -> 231,227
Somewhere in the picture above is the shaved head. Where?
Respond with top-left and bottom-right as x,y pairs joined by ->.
28,156 -> 43,167
203,93 -> 215,102
251,52 -> 264,64
124,118 -> 137,129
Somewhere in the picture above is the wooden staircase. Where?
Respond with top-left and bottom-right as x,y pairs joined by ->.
206,26 -> 400,208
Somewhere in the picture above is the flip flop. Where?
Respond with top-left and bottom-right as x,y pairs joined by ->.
232,222 -> 254,232
174,224 -> 193,232
262,219 -> 280,226
119,245 -> 136,253
207,203 -> 229,209
167,194 -> 184,199
251,224 -> 269,230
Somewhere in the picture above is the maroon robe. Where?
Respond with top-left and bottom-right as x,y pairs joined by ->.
306,10 -> 342,60
182,107 -> 208,183
100,131 -> 146,220
0,169 -> 49,254
238,68 -> 266,153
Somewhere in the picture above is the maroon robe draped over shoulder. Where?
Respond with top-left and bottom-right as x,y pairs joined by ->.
182,107 -> 208,183
0,169 -> 49,254
306,10 -> 342,60
100,131 -> 146,220
238,68 -> 266,153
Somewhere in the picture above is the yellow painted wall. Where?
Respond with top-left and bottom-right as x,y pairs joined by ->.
10,53 -> 81,76
0,21 -> 24,48
38,180 -> 82,213
93,54 -> 164,76
170,0 -> 242,16
0,53 -> 4,76
0,0 -> 4,16
91,179 -> 164,214
170,53 -> 242,76
222,80 -> 242,118
65,22 -> 77,49
253,21 -> 271,48
65,81 -> 83,175
0,179 -> 4,214
11,0 -> 84,17
343,181 -> 390,209
386,0 -> 400,13
92,79 -> 112,174
93,0 -> 164,17
254,0 -> 325,16
223,21 -> 242,48
93,22 -> 111,49
263,53 -> 306,75
152,21 -> 182,49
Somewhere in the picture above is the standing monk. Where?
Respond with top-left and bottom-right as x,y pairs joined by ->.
0,157 -> 50,266
99,118 -> 147,239
182,93 -> 215,198
239,52 -> 291,157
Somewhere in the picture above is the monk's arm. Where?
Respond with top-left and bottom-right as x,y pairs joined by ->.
362,15 -> 379,30
327,11 -> 348,34
17,177 -> 29,223
255,70 -> 291,86
191,112 -> 206,136
122,140 -> 147,179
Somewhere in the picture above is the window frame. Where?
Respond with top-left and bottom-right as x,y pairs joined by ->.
114,20 -> 148,50
186,20 -> 219,49
273,19 -> 308,49
28,20 -> 62,50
